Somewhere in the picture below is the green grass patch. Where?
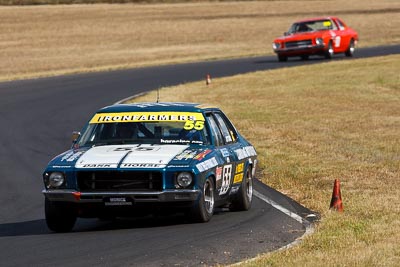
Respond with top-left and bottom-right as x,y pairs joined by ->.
128,55 -> 400,266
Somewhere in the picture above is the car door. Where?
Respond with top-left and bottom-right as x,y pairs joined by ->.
332,18 -> 351,52
205,112 -> 241,198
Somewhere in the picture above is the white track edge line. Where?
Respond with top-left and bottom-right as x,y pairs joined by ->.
229,190 -> 316,266
253,190 -> 304,224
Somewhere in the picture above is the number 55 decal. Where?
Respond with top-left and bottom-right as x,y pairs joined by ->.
184,120 -> 205,130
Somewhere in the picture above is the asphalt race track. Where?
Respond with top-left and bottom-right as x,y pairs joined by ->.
0,45 -> 399,266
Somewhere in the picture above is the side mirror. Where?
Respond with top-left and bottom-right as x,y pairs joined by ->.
72,131 -> 81,143
284,32 -> 289,36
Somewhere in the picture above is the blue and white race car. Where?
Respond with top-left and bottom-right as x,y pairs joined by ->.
42,102 -> 257,232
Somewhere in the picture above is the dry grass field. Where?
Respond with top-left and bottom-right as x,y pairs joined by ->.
1,0 -> 400,81
128,55 -> 400,266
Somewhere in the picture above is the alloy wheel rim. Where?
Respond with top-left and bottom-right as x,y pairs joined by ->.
246,172 -> 253,201
204,180 -> 214,214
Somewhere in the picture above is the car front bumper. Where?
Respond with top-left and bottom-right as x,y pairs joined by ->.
43,189 -> 201,203
274,44 -> 325,56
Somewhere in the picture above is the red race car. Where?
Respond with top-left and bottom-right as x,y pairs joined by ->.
272,17 -> 358,61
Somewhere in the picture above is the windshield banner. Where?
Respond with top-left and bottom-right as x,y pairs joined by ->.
90,112 -> 205,124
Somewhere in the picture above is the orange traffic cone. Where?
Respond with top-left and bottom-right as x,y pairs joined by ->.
330,179 -> 343,212
206,74 -> 212,86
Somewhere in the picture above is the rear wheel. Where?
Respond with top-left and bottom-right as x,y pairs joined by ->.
189,178 -> 215,222
324,41 -> 334,59
230,166 -> 253,211
45,198 -> 77,233
345,39 -> 355,57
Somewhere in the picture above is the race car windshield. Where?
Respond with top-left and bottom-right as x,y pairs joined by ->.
288,20 -> 336,33
77,121 -> 211,147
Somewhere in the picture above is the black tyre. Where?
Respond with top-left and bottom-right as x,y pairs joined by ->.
324,41 -> 334,59
230,166 -> 253,211
190,178 -> 215,223
45,198 -> 77,233
345,39 -> 355,57
278,55 -> 288,62
301,55 -> 309,60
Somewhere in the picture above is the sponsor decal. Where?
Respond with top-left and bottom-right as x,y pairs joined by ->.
194,149 -> 212,160
235,163 -> 244,174
233,173 -> 244,183
90,112 -> 205,124
220,148 -> 230,158
120,163 -> 164,168
80,163 -> 117,168
161,139 -> 200,144
233,162 -> 244,183
51,165 -> 72,169
245,146 -> 257,156
196,157 -> 218,172
167,165 -> 190,168
219,164 -> 232,195
216,166 -> 222,181
235,146 -> 257,160
174,149 -> 199,160
229,185 -> 240,195
235,148 -> 246,160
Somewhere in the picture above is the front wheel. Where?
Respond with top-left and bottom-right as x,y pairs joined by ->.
345,39 -> 355,57
189,178 -> 215,223
230,166 -> 253,211
324,41 -> 334,59
45,198 -> 77,233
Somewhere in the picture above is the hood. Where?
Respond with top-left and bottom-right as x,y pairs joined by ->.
75,144 -> 189,169
276,31 -> 323,42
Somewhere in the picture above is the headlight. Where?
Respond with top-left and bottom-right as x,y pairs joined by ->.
176,172 -> 193,188
316,38 -> 323,45
272,42 -> 281,50
46,172 -> 65,189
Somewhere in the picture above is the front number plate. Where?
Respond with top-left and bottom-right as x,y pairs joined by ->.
104,197 -> 133,206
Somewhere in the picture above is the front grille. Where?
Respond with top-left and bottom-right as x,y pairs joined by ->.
77,171 -> 162,191
285,40 -> 312,48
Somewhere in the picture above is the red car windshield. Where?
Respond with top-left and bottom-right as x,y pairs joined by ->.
288,19 -> 337,34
